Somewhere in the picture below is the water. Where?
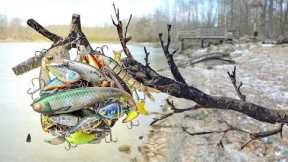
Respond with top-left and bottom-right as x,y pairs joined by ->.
0,42 -> 168,162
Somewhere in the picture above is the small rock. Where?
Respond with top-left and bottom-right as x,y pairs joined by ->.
138,136 -> 144,140
26,133 -> 31,143
118,144 -> 131,154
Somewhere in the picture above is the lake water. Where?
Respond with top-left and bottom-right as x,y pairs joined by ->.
0,42 -> 168,162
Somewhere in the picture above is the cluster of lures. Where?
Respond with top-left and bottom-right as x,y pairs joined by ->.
14,45 -> 157,150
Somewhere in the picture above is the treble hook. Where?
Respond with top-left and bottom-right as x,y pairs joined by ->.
34,49 -> 48,57
64,138 -> 78,151
95,45 -> 109,55
104,130 -> 118,143
26,78 -> 46,100
127,120 -> 140,129
64,141 -> 71,151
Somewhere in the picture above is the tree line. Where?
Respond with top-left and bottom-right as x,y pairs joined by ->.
1,0 -> 287,42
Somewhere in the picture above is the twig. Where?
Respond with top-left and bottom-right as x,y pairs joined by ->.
144,46 -> 150,67
241,123 -> 284,150
125,14 -> 132,40
150,99 -> 201,126
227,66 -> 246,101
182,119 -> 284,150
111,3 -> 133,59
159,24 -> 187,85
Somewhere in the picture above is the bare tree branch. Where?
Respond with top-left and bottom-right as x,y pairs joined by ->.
144,46 -> 150,68
111,3 -> 133,59
159,25 -> 187,85
227,66 -> 246,101
125,14 -> 132,40
12,14 -> 96,75
27,19 -> 62,43
182,120 -> 284,150
150,99 -> 201,126
121,58 -> 288,124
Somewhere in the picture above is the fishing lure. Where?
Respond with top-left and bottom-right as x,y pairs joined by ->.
98,102 -> 122,120
81,52 -> 158,101
47,64 -> 81,84
65,131 -> 97,145
63,60 -> 105,85
64,114 -> 102,136
31,87 -> 143,123
44,131 -> 98,146
48,114 -> 80,127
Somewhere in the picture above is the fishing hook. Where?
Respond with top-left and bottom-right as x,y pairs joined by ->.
26,78 -> 46,100
104,130 -> 118,143
34,49 -> 48,57
127,120 -> 140,129
95,45 -> 109,55
64,141 -> 77,151
64,141 -> 71,151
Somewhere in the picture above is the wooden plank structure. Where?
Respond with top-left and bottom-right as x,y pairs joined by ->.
178,27 -> 233,52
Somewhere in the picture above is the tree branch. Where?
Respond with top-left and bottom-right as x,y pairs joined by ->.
227,66 -> 246,101
111,3 -> 133,59
12,14 -> 95,75
52,14 -> 94,53
159,25 -> 187,85
121,58 -> 288,124
27,19 -> 62,43
144,46 -> 150,68
182,120 -> 284,150
150,99 -> 201,126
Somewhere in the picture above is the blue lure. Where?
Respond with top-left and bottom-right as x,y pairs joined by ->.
98,103 -> 122,119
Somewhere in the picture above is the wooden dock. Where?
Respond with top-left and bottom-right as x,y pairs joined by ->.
178,27 -> 233,52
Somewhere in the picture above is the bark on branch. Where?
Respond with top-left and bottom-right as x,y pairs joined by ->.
12,14 -> 95,75
227,66 -> 246,101
111,3 -> 133,59
27,19 -> 62,43
121,58 -> 288,124
159,25 -> 187,85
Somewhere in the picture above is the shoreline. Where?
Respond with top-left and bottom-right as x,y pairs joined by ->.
133,43 -> 288,162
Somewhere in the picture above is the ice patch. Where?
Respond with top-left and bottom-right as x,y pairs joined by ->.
231,49 -> 250,57
261,44 -> 275,47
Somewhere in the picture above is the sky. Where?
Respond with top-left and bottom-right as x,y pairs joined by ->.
0,0 -> 165,26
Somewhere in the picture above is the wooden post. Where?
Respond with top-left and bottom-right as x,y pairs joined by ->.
201,39 -> 204,48
180,39 -> 184,53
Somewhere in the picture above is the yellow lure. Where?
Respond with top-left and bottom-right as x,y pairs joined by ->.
136,100 -> 149,115
122,111 -> 138,123
65,131 -> 97,145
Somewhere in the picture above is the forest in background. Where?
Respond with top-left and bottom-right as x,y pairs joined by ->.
0,0 -> 288,42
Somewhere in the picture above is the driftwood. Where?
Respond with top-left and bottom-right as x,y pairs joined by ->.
12,14 -> 95,75
13,4 -> 288,149
276,36 -> 288,44
189,52 -> 235,66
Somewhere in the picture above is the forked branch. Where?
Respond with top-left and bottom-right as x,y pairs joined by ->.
111,3 -> 133,59
227,66 -> 246,101
159,25 -> 186,85
150,99 -> 201,126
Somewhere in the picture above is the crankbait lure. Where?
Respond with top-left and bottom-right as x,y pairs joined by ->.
32,87 -> 145,123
